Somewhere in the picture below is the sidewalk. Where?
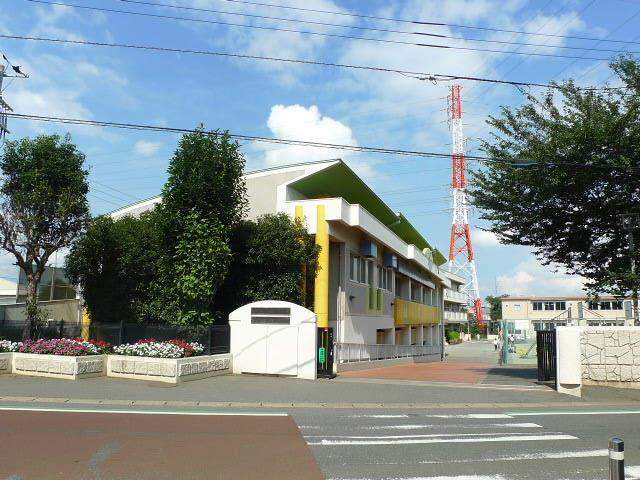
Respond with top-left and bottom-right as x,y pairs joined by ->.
1,371 -> 639,409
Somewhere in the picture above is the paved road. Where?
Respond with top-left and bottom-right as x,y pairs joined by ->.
2,342 -> 640,479
0,407 -> 323,480
294,406 -> 640,480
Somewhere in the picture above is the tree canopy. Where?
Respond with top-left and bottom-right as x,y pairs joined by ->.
65,213 -> 161,324
471,58 -> 640,299
67,128 -> 320,327
1,134 -> 90,338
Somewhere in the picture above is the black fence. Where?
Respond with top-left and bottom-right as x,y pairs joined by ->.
0,320 -> 230,355
0,319 -> 82,342
536,329 -> 557,384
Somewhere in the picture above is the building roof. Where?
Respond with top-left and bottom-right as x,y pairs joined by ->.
108,159 -> 447,265
503,296 -> 629,301
286,160 -> 447,265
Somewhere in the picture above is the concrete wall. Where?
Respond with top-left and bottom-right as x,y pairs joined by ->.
245,170 -> 305,220
580,327 -> 640,385
556,326 -> 640,396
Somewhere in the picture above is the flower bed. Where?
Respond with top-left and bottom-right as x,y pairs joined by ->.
107,353 -> 231,384
18,338 -> 104,356
112,339 -> 204,359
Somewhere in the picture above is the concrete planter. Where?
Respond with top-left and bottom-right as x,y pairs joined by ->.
12,352 -> 107,379
107,353 -> 232,384
0,352 -> 12,374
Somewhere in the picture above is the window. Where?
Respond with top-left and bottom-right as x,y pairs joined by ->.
366,260 -> 374,286
513,304 -> 521,312
532,301 -> 543,311
544,301 -> 555,311
349,254 -> 357,281
555,302 -> 566,311
386,269 -> 393,293
588,301 -> 599,310
613,300 -> 623,310
600,301 -> 611,310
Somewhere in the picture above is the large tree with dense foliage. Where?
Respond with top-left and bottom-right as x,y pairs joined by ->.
0,134 -> 90,339
471,58 -> 640,320
155,127 -> 247,325
216,213 -> 319,310
65,213 -> 161,324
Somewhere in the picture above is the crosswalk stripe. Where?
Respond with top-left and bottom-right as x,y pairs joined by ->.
307,433 -> 577,446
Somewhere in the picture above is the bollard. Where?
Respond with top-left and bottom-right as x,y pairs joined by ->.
608,437 -> 624,480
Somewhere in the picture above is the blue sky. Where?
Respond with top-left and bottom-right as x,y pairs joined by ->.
0,0 -> 637,296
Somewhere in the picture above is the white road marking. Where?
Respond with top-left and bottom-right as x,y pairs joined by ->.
0,406 -> 288,416
344,423 -> 542,430
306,432 -> 559,440
308,433 -> 577,446
626,466 -> 640,480
346,413 -> 513,419
331,477 -> 508,480
508,410 -> 640,417
369,449 -> 609,465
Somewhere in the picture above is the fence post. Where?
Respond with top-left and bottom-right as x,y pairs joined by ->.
118,320 -> 124,345
59,320 -> 64,338
609,437 -> 624,480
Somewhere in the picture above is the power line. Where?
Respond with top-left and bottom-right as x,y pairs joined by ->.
0,33 -> 628,91
6,111 -> 639,172
21,0 -> 640,56
132,0 -> 640,47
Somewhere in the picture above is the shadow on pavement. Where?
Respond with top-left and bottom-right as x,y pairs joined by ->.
483,366 -> 541,386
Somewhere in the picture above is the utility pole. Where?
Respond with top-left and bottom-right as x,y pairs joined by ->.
621,213 -> 640,326
0,54 -> 29,142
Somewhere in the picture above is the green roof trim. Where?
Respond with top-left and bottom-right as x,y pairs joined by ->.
288,161 -> 447,266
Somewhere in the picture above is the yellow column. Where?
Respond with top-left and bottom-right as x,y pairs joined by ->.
295,206 -> 307,307
81,308 -> 91,340
314,204 -> 329,328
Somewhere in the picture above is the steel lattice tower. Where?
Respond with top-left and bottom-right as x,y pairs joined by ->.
448,85 -> 484,322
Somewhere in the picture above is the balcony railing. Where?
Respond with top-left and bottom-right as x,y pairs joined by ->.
394,298 -> 440,326
444,310 -> 468,322
444,289 -> 467,303
336,343 -> 441,363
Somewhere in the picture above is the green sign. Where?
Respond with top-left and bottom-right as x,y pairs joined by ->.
318,347 -> 326,364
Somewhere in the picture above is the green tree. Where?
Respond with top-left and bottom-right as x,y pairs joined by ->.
155,127 -> 247,324
65,213 -> 161,324
485,295 -> 507,321
214,213 -> 320,316
171,211 -> 231,325
471,58 -> 640,313
0,134 -> 90,339
159,127 -> 247,240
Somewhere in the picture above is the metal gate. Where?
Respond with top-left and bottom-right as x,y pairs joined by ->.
536,330 -> 556,383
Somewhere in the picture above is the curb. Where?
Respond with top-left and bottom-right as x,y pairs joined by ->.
0,395 -> 638,410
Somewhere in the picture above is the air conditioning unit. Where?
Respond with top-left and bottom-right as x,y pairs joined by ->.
383,253 -> 398,269
360,239 -> 378,258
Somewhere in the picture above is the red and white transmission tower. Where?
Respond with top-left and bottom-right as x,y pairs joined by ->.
448,85 -> 484,322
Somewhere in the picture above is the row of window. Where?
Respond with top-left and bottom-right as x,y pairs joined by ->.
532,301 -> 566,311
588,301 -> 624,311
349,254 -> 393,292
530,300 -> 624,311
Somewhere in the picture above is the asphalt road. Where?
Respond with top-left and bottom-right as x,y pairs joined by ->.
293,406 -> 640,480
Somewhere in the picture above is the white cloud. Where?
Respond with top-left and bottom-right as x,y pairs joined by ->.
473,229 -> 502,247
497,257 -> 586,296
252,104 -> 378,182
134,140 -> 163,157
174,0 -> 354,83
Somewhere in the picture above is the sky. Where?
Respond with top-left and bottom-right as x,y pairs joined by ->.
0,0 -> 637,296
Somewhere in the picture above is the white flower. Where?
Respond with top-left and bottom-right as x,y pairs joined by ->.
0,339 -> 21,352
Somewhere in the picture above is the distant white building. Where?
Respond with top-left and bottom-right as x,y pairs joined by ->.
501,295 -> 636,338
